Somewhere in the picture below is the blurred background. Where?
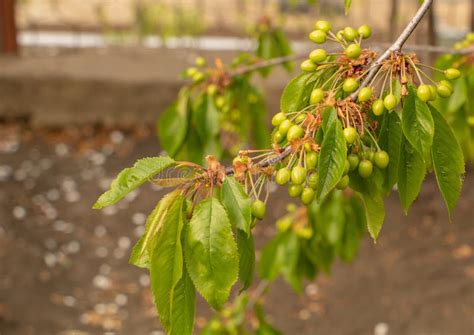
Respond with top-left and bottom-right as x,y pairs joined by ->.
1,0 -> 473,334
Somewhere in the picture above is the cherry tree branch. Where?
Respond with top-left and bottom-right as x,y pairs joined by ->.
350,0 -> 434,100
226,0 -> 438,174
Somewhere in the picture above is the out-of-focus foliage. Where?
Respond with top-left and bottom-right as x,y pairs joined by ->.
434,33 -> 474,161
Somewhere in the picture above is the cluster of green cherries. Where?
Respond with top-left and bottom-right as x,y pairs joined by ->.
300,20 -> 460,114
184,56 -> 208,83
270,111 -> 390,207
416,70 -> 459,103
300,20 -> 372,72
454,32 -> 474,50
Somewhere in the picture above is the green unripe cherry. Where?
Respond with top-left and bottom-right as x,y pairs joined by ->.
365,150 -> 375,162
384,94 -> 398,110
288,184 -> 303,198
310,88 -> 325,104
306,151 -> 319,169
300,188 -> 315,205
309,30 -> 327,44
295,227 -> 313,239
428,85 -> 438,101
437,84 -> 452,98
207,84 -> 218,96
372,99 -> 385,116
272,130 -> 285,144
301,59 -> 317,72
275,167 -> 291,185
358,87 -> 373,102
345,43 -> 362,59
192,72 -> 205,82
343,27 -> 359,41
295,114 -> 307,124
337,175 -> 350,190
308,172 -> 319,189
344,159 -> 350,174
314,20 -> 332,32
358,160 -> 373,178
417,85 -> 432,102
195,56 -> 206,67
291,166 -> 307,185
272,112 -> 287,126
343,127 -> 358,144
348,154 -> 360,171
445,68 -> 461,80
186,67 -> 198,77
309,49 -> 328,63
279,119 -> 293,136
439,80 -> 453,91
358,24 -> 372,39
215,96 -> 226,109
287,125 -> 305,141
251,200 -> 266,220
276,218 -> 292,232
374,150 -> 390,169
343,78 -> 359,93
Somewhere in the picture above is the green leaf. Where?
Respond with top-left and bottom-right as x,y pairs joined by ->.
344,0 -> 352,14
317,119 -> 347,200
447,78 -> 467,114
129,190 -> 183,268
339,196 -> 365,262
93,156 -> 175,209
259,231 -> 301,292
169,266 -> 196,335
149,194 -> 185,331
402,86 -> 434,163
248,90 -> 271,149
259,231 -> 289,281
398,137 -> 426,213
158,88 -> 190,156
378,111 -> 403,194
256,32 -> 273,77
430,106 -> 465,218
236,230 -> 255,291
350,173 -> 385,241
221,176 -> 252,235
321,107 -> 337,132
185,197 -> 239,310
194,93 -> 222,157
316,191 -> 345,245
280,73 -> 315,114
273,29 -> 293,72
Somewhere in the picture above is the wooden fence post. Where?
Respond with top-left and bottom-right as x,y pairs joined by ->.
0,0 -> 18,54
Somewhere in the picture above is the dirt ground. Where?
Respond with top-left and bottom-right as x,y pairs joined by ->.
0,124 -> 473,335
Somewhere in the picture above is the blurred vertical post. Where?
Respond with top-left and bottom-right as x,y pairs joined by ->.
426,3 -> 436,46
471,0 -> 474,31
0,0 -> 18,54
389,0 -> 399,41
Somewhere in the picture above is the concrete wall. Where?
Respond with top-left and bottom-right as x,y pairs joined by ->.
0,47 -> 288,126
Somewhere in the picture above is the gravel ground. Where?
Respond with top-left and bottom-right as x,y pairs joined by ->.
0,123 -> 473,335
